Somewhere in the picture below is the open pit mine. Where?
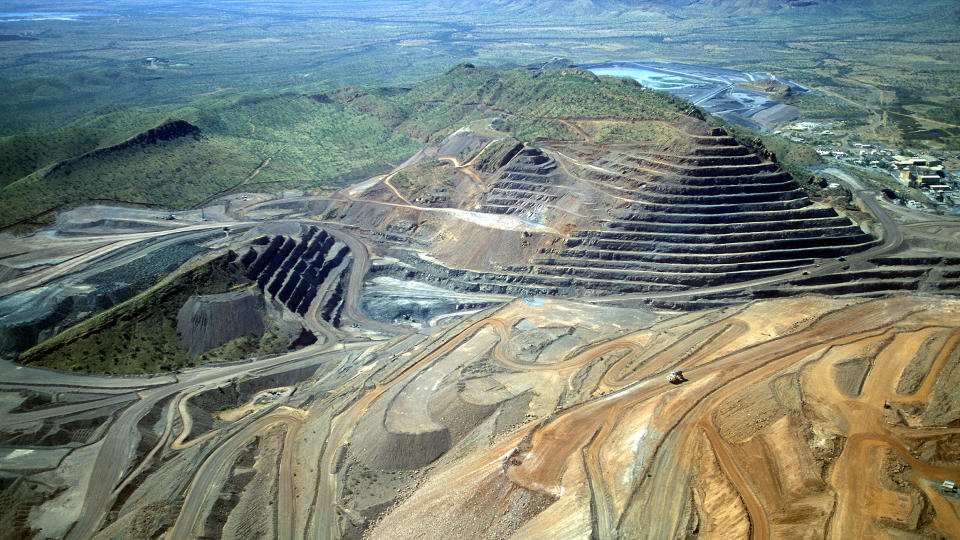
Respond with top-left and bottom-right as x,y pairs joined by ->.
2,107 -> 960,539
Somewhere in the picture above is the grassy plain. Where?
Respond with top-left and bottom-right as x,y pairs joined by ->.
3,1 -> 957,138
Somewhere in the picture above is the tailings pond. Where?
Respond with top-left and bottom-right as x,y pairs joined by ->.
581,61 -> 806,131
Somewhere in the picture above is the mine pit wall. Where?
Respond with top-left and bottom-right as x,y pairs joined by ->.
641,160 -> 779,178
753,280 -> 920,298
607,216 -> 854,234
628,198 -> 812,215
430,222 -> 560,272
663,154 -> 763,166
612,206 -> 839,225
369,231 -> 878,297
904,236 -> 960,254
479,148 -> 565,218
655,255 -> 960,310
370,256 -> 567,297
536,265 -> 781,288
691,144 -> 752,156
534,257 -> 813,274
791,269 -> 927,286
377,123 -> 881,303
567,234 -> 876,254
233,226 -> 351,325
528,127 -> 877,297
636,171 -> 793,187
635,189 -> 807,205
572,225 -> 867,244
646,180 -> 799,195
308,198 -> 562,272
557,244 -> 876,265
316,122 -> 881,307
687,134 -> 740,146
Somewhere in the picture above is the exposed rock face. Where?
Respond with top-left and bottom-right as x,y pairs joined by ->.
176,289 -> 266,355
234,226 -> 353,323
127,120 -> 200,146
48,120 -> 200,177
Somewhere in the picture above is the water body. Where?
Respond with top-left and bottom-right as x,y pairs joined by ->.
586,66 -> 702,91
582,61 -> 774,87
0,12 -> 100,22
581,61 -> 806,132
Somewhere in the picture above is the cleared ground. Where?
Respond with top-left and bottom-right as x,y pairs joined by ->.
3,290 -> 960,539
1,108 -> 960,539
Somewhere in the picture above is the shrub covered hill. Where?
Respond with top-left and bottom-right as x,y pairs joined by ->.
0,65 -> 700,229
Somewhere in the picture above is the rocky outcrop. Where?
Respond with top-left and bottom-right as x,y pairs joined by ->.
176,289 -> 266,355
48,120 -> 200,176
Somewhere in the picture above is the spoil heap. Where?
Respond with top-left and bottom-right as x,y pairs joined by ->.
176,289 -> 266,355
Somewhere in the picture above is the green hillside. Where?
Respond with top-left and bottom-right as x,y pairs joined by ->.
0,66 -> 698,229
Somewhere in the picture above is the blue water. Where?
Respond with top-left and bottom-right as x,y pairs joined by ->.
587,66 -> 699,90
0,12 -> 100,21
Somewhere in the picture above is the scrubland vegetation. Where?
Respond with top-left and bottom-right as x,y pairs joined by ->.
0,65 -> 700,228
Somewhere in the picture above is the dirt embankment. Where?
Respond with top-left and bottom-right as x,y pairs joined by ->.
176,289 -> 266,356
735,79 -> 793,100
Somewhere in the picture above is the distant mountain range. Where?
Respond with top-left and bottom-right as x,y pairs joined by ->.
427,0 -> 861,16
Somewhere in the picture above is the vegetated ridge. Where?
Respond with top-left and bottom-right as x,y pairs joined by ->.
0,66 -> 698,230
